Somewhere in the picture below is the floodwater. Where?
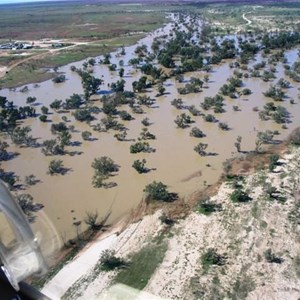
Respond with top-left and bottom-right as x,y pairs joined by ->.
0,17 -> 299,247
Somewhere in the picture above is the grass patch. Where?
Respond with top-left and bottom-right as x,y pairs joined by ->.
114,242 -> 168,290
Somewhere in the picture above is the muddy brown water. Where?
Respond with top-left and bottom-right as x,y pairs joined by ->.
0,21 -> 299,249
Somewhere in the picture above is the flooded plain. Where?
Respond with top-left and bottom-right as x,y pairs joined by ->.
0,19 -> 299,244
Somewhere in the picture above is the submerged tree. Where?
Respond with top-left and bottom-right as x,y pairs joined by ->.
91,156 -> 119,188
144,181 -> 176,202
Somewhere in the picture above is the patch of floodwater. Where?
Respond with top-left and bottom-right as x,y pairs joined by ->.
0,22 -> 299,242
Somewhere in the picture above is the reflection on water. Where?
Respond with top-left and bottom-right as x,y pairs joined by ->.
0,20 -> 299,242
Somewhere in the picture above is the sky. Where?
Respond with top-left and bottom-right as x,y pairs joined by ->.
0,0 -> 52,4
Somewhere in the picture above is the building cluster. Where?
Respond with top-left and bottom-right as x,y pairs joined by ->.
0,42 -> 33,50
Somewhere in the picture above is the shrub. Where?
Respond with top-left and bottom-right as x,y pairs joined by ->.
230,189 -> 251,203
269,154 -> 280,172
197,200 -> 222,215
201,248 -> 224,272
264,249 -> 283,264
100,250 -> 126,271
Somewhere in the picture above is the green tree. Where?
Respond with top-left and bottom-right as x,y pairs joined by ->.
0,141 -> 9,161
52,74 -> 66,83
194,143 -> 208,156
10,126 -> 35,147
48,159 -> 65,175
144,181 -> 176,202
91,156 -> 119,188
26,96 -> 37,105
81,131 -> 92,141
190,127 -> 205,138
41,106 -> 49,115
132,159 -> 148,173
50,99 -> 62,111
157,84 -> 165,96
118,68 -> 124,78
39,115 -> 47,122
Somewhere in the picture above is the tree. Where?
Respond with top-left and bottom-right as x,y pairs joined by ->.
139,128 -> 156,140
171,98 -> 184,109
10,126 -> 35,147
80,73 -> 102,99
141,117 -> 151,127
41,139 -> 64,156
132,159 -> 148,173
111,79 -> 125,93
81,131 -> 92,141
26,96 -> 36,105
16,193 -> 43,223
119,111 -> 133,121
130,141 -> 154,153
50,99 -> 62,111
48,159 -> 64,175
64,94 -> 83,110
114,131 -> 127,141
0,141 -> 9,161
194,143 -> 208,156
144,181 -> 176,202
91,157 -> 119,188
157,84 -> 165,96
25,174 -> 38,186
41,106 -> 49,115
84,211 -> 103,231
174,113 -> 193,128
73,109 -> 94,122
39,115 -> 47,122
118,68 -> 124,78
100,250 -> 126,271
234,136 -> 242,152
190,127 -> 205,138
52,74 -> 66,83
218,122 -> 229,130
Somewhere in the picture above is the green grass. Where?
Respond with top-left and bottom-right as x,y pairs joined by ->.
0,2 -> 167,40
114,242 -> 168,290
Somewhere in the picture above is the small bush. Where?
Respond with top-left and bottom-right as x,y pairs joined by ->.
201,248 -> 225,272
264,249 -> 283,264
197,200 -> 222,215
230,189 -> 251,203
100,250 -> 126,271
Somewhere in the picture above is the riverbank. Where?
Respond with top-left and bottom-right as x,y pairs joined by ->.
41,131 -> 300,299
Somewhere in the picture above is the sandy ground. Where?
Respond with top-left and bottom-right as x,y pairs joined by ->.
0,66 -> 8,78
42,147 -> 300,300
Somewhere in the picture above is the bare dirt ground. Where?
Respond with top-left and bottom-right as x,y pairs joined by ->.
42,145 -> 300,300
